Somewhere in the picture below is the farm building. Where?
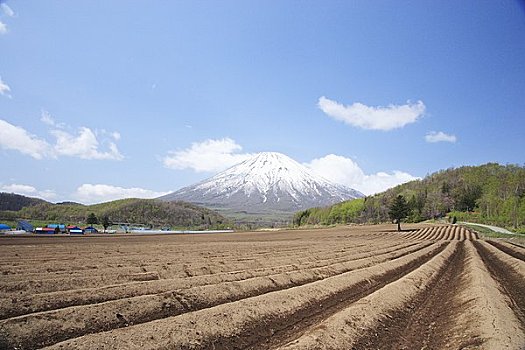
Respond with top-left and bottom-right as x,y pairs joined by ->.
17,220 -> 34,232
84,226 -> 98,233
68,226 -> 84,234
35,227 -> 56,234
67,225 -> 84,234
47,224 -> 66,233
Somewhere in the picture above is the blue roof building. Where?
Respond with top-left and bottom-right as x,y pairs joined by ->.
17,220 -> 34,232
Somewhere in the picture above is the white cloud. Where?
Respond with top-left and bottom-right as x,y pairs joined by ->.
0,119 -> 52,159
425,131 -> 457,143
0,21 -> 7,34
1,3 -> 15,17
73,184 -> 170,204
304,154 -> 419,195
0,183 -> 57,201
42,111 -> 123,160
163,138 -> 253,172
305,154 -> 366,187
318,96 -> 425,131
359,171 -> 419,195
0,117 -> 124,161
0,76 -> 11,98
52,127 -> 124,160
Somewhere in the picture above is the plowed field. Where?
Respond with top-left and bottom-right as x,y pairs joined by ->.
0,224 -> 524,349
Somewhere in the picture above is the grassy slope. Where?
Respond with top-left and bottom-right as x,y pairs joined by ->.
294,163 -> 525,233
0,196 -> 229,229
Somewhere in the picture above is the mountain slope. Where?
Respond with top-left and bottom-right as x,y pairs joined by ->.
0,192 -> 48,211
160,152 -> 363,214
294,163 -> 525,231
0,195 -> 229,229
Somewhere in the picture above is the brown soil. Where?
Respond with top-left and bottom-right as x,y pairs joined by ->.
474,240 -> 525,326
485,239 -> 525,261
351,241 -> 472,350
0,224 -> 523,350
249,242 -> 446,350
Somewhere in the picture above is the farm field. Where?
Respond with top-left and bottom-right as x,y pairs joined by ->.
0,224 -> 524,349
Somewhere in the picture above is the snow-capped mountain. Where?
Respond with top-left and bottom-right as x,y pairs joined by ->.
160,152 -> 363,213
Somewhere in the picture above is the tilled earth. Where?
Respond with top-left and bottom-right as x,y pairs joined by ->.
0,224 -> 523,349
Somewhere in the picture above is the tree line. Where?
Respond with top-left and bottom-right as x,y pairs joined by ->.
0,197 -> 230,230
294,163 -> 525,233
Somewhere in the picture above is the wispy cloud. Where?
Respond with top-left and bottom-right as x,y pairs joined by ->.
0,183 -> 57,201
0,20 -> 7,34
0,116 -> 124,160
73,184 -> 170,204
163,138 -> 253,172
318,96 -> 425,131
1,2 -> 15,17
304,154 -> 419,195
425,131 -> 457,143
0,76 -> 11,98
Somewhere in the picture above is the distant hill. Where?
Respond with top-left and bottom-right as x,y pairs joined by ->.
294,163 -> 525,232
0,194 -> 229,229
0,192 -> 48,211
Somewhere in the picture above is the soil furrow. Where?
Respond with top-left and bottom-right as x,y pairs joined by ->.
349,241 -> 468,350
486,240 -> 525,261
0,242 -> 435,349
42,243 -> 447,350
474,240 -> 525,327
278,238 -> 525,349
509,241 -> 525,249
253,242 -> 450,350
277,242 -> 458,350
0,241 -> 423,319
3,224 -> 521,350
0,241 -> 412,295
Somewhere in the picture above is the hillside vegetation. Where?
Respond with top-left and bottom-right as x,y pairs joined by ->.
294,163 -> 525,233
0,193 -> 47,211
0,195 -> 229,229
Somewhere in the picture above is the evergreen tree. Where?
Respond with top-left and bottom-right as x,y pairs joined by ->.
101,215 -> 111,232
86,212 -> 99,225
389,195 -> 410,231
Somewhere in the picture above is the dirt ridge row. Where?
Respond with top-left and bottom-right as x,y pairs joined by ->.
39,242 -> 447,349
486,239 -> 525,261
277,241 -> 459,349
474,240 -> 525,327
404,225 -> 477,241
279,239 -> 523,349
0,241 -> 424,319
0,240 -> 415,296
0,242 -> 438,349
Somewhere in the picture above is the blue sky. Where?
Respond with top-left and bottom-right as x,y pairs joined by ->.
1,1 -> 524,203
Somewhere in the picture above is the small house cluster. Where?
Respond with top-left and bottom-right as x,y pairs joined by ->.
0,220 -> 100,235
34,224 -> 99,234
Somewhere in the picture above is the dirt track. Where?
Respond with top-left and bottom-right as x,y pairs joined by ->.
0,224 -> 523,349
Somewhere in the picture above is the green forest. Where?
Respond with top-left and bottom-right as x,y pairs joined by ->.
0,195 -> 230,230
294,163 -> 525,233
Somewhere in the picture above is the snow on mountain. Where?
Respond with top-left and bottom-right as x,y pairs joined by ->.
160,152 -> 364,213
